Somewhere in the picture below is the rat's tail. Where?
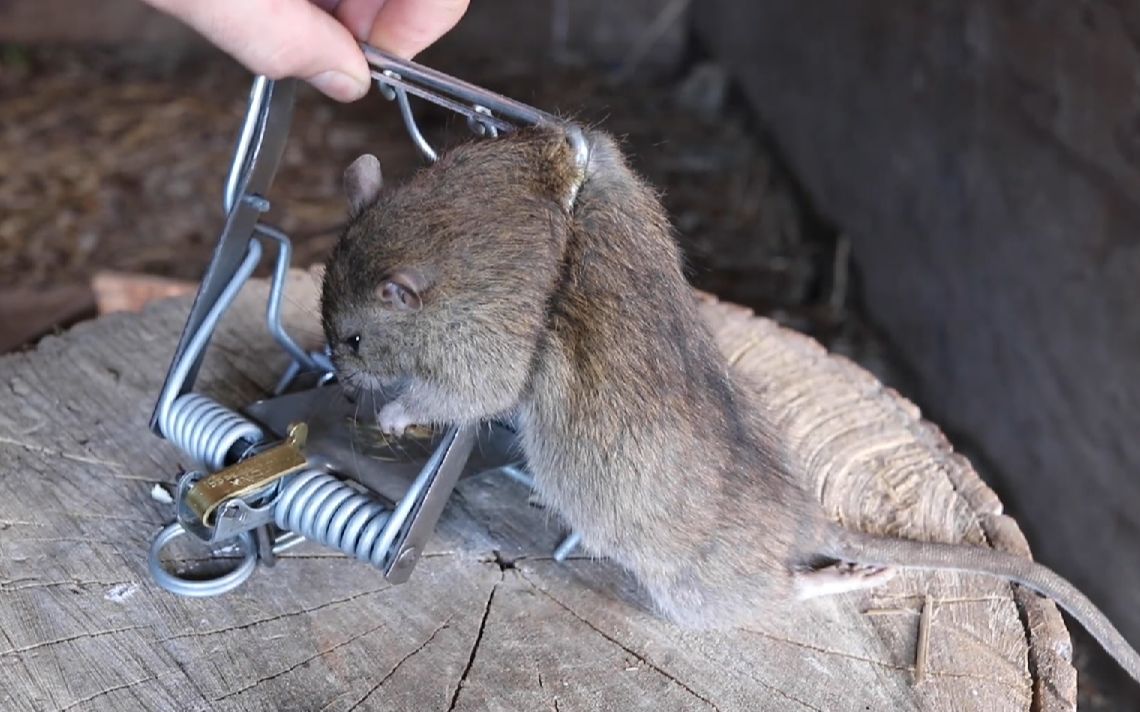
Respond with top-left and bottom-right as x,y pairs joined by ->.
823,525 -> 1140,684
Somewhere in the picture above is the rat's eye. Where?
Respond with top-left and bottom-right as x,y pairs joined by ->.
342,333 -> 362,354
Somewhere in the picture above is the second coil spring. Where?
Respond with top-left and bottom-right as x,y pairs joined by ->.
275,470 -> 393,568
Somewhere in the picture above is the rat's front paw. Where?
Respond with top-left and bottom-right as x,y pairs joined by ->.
378,400 -> 416,438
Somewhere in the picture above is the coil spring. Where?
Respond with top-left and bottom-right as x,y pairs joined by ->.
161,393 -> 264,471
275,470 -> 393,568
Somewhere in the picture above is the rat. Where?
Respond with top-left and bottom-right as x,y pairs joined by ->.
319,123 -> 1140,684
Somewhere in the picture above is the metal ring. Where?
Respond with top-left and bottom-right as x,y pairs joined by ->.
147,522 -> 258,597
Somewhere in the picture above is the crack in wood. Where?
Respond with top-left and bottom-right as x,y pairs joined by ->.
515,554 -> 594,563
0,435 -> 124,471
518,571 -> 722,712
739,670 -> 827,712
740,627 -> 910,672
273,551 -> 458,562
866,593 -> 1014,607
1009,585 -> 1049,712
159,585 -> 393,642
213,620 -> 391,702
57,673 -> 161,711
742,626 -> 1032,701
161,646 -> 211,706
1035,668 -> 1075,711
447,576 -> 500,711
40,510 -> 164,527
937,618 -> 1029,679
914,594 -> 933,685
6,537 -> 128,550
344,618 -> 453,711
0,518 -> 44,528
0,273 -> 1070,710
0,578 -> 135,594
537,671 -> 561,712
0,625 -> 145,659
0,576 -> 38,587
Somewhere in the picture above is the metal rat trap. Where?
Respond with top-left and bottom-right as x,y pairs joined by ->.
146,45 -> 581,597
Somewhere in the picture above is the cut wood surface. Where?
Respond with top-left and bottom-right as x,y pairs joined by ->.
0,268 -> 1076,711
90,271 -> 197,316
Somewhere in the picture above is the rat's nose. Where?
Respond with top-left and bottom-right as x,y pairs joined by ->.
342,333 -> 362,354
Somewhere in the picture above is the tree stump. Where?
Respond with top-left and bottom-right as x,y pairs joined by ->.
693,0 -> 1140,656
0,268 -> 1077,711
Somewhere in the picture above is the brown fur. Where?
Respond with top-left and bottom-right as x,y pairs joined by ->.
320,127 -> 1140,682
322,126 -> 826,625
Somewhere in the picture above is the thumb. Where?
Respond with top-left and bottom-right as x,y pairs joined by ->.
145,0 -> 372,102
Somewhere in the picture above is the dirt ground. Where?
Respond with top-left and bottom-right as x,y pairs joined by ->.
0,41 -> 1129,709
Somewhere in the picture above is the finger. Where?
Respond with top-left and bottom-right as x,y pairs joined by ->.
143,0 -> 371,101
333,0 -> 387,42
367,0 -> 470,58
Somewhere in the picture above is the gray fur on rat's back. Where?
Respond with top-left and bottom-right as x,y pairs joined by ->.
320,126 -> 1140,682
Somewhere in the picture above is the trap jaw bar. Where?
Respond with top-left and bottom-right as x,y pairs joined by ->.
146,45 -> 582,597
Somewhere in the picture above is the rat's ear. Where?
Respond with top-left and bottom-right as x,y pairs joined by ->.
344,154 -> 383,218
376,270 -> 427,311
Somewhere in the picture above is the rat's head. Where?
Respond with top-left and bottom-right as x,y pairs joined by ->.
320,126 -> 588,418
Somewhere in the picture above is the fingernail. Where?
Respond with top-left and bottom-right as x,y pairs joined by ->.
309,70 -> 369,102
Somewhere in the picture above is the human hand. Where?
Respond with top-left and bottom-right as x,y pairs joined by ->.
142,0 -> 469,102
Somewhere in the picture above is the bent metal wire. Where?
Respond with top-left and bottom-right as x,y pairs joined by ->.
146,44 -> 581,597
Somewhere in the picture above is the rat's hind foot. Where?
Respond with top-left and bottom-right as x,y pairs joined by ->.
793,562 -> 897,601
